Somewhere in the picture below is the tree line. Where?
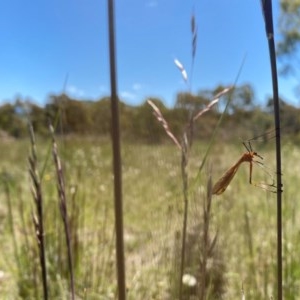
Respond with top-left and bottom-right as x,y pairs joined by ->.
0,84 -> 299,143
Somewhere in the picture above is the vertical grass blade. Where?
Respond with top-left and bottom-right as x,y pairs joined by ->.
178,137 -> 189,300
107,0 -> 126,299
28,123 -> 48,300
49,122 -> 75,300
260,1 -> 283,299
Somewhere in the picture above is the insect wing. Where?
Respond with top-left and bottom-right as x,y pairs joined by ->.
212,164 -> 240,195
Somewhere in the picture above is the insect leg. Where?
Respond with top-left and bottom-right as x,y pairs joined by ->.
249,161 -> 253,184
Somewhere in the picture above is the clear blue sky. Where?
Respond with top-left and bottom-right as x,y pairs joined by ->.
0,0 -> 298,107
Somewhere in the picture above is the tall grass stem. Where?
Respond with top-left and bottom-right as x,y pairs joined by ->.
107,0 -> 126,299
178,138 -> 189,300
260,1 -> 283,299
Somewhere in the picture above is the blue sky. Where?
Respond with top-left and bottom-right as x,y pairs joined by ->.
0,0 -> 298,107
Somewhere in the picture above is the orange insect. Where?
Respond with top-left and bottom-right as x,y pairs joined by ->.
212,142 -> 264,195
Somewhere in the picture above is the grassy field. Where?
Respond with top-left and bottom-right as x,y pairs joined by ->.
0,136 -> 298,299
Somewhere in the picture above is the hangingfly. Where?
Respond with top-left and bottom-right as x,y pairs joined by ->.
212,142 -> 267,195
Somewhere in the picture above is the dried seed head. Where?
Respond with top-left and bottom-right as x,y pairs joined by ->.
174,58 -> 188,82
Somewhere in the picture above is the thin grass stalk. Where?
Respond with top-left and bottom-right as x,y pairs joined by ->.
178,114 -> 196,300
28,123 -> 48,300
199,174 -> 218,299
49,121 -> 75,300
107,0 -> 126,299
260,1 -> 283,299
178,133 -> 189,300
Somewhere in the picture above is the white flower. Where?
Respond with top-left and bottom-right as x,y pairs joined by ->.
182,273 -> 197,287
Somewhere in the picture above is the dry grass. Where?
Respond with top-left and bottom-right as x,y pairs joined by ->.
0,137 -> 297,299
